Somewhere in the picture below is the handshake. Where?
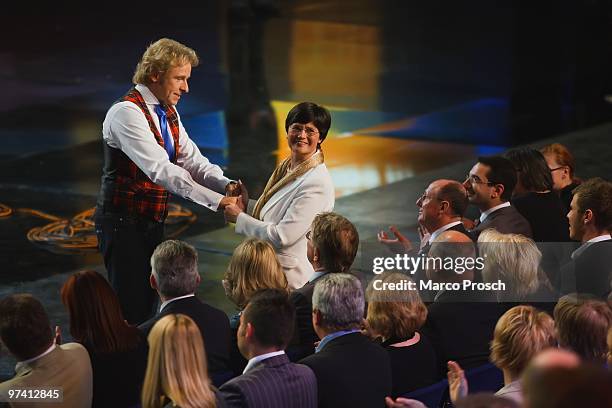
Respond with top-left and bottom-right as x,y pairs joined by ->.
219,180 -> 249,223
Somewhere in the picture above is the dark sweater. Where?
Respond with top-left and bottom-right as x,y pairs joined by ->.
382,333 -> 438,396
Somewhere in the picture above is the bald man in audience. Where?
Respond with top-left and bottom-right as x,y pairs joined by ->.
379,179 -> 473,256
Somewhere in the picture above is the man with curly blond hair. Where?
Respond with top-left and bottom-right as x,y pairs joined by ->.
95,38 -> 239,324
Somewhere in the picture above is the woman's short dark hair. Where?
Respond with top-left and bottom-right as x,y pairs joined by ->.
285,102 -> 331,143
505,147 -> 554,192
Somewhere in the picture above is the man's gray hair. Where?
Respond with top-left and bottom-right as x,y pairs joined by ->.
151,240 -> 199,298
312,273 -> 364,330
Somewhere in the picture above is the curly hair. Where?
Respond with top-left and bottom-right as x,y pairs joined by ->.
133,38 -> 199,85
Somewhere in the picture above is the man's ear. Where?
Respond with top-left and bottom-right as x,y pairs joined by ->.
245,322 -> 255,341
583,209 -> 594,225
312,309 -> 321,327
149,72 -> 160,84
492,184 -> 505,199
439,200 -> 450,214
149,273 -> 157,290
195,274 -> 201,287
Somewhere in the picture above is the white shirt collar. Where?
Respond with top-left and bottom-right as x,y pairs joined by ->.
159,293 -> 195,312
571,234 -> 612,260
586,234 -> 612,244
135,83 -> 160,105
308,270 -> 327,283
480,202 -> 511,222
243,350 -> 285,374
428,221 -> 462,244
17,343 -> 55,367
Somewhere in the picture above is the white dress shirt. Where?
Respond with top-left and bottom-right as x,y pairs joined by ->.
102,84 -> 231,211
243,350 -> 286,374
159,293 -> 195,312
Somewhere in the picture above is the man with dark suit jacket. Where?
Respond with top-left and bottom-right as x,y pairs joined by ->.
139,240 -> 230,374
463,156 -> 532,238
299,274 -> 392,408
220,289 -> 317,408
421,231 -> 505,375
289,212 -> 359,361
560,178 -> 612,298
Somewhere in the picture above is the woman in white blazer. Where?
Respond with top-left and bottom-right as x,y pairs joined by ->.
224,102 -> 335,289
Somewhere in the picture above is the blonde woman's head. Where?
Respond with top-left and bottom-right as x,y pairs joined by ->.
224,238 -> 288,309
478,229 -> 544,299
142,314 -> 215,408
490,305 -> 556,377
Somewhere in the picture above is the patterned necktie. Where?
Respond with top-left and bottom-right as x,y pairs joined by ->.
154,104 -> 175,161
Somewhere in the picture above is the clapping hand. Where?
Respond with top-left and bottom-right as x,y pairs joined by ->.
385,397 -> 427,408
447,360 -> 468,403
378,226 -> 415,254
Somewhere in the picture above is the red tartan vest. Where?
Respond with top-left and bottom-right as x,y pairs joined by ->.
96,88 -> 181,222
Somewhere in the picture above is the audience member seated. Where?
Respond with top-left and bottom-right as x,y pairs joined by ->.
0,294 -> 92,408
462,156 -> 532,239
290,212 -> 359,360
139,240 -> 231,374
223,237 -> 288,373
448,305 -> 556,405
559,178 -> 612,298
379,180 -> 472,299
521,359 -> 611,408
141,314 -> 224,408
553,294 -> 612,364
61,270 -> 148,408
365,272 -> 438,395
224,237 -> 288,328
379,179 -> 473,255
422,230 -> 505,374
505,147 -> 570,243
541,143 -> 581,214
299,273 -> 392,408
478,229 -> 557,313
220,289 -> 317,408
